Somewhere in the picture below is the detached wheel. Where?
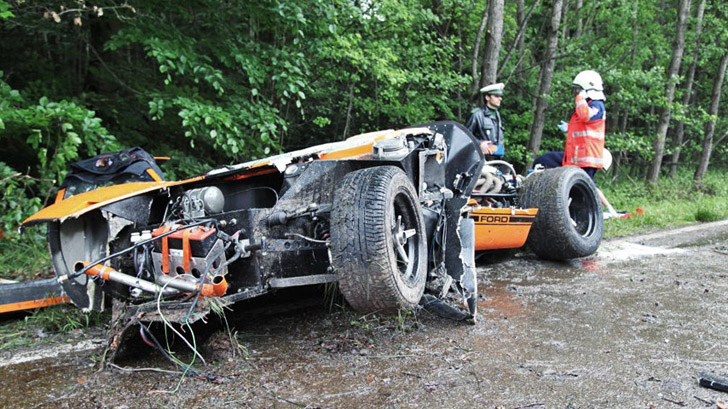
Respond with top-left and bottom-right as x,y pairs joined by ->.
520,166 -> 603,260
330,166 -> 427,313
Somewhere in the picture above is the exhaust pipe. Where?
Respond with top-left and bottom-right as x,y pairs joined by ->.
75,261 -> 228,298
156,273 -> 228,297
74,261 -> 179,296
202,275 -> 228,297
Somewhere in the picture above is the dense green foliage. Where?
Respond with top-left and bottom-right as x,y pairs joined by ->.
0,1 -> 726,257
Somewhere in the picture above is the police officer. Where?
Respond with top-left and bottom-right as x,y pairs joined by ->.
466,82 -> 505,157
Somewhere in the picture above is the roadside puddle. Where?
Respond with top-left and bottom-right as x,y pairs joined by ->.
478,281 -> 525,320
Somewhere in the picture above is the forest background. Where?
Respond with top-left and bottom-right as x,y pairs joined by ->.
1,0 -> 727,253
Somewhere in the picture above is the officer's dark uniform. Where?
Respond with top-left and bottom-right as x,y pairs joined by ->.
465,82 -> 505,157
465,105 -> 504,150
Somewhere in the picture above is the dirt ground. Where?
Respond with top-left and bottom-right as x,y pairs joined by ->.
2,220 -> 728,409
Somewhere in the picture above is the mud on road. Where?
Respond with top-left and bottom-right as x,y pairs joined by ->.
2,221 -> 728,408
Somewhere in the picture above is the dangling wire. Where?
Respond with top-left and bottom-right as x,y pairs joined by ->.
156,277 -> 208,366
137,322 -> 222,386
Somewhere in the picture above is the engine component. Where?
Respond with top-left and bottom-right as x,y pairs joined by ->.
150,225 -> 227,277
372,137 -> 408,160
182,186 -> 225,218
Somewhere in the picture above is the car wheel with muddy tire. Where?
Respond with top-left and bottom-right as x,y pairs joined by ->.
330,166 -> 427,313
520,166 -> 603,260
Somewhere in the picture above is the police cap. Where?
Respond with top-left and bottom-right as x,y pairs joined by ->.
479,82 -> 505,96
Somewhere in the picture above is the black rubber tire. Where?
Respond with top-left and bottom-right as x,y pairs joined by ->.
519,169 -> 547,209
519,166 -> 603,260
330,166 -> 427,313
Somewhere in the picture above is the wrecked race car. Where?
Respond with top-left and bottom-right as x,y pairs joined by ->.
20,121 -> 486,343
18,119 -> 603,342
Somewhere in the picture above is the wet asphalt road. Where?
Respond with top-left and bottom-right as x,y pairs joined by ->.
2,220 -> 728,408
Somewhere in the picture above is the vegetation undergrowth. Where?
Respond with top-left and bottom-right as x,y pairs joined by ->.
599,168 -> 728,238
0,304 -> 108,352
0,227 -> 51,282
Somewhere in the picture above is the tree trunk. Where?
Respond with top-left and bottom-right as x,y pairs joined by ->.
479,0 -> 505,88
560,0 -> 569,55
694,38 -> 728,181
470,4 -> 489,103
515,0 -> 526,98
497,0 -> 540,80
457,19 -> 463,120
575,0 -> 583,38
631,0 -> 639,68
525,0 -> 564,168
646,0 -> 691,184
671,0 -> 705,177
342,83 -> 354,139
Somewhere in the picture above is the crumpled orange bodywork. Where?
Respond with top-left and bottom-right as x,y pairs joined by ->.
21,178 -> 201,227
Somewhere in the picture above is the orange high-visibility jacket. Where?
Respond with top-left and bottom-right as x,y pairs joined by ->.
562,94 -> 605,168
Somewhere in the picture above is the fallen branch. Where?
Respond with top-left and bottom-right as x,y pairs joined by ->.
662,397 -> 687,406
693,395 -> 714,405
0,172 -> 54,185
714,130 -> 728,146
108,363 -> 182,375
364,354 -> 417,359
260,385 -> 308,408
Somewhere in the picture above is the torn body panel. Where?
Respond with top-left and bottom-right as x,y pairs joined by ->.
0,279 -> 68,313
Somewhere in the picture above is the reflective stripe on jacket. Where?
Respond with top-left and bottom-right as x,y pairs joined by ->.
562,95 -> 605,168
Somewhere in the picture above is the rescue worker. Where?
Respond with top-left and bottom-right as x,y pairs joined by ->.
561,70 -> 618,218
562,70 -> 606,178
466,82 -> 505,157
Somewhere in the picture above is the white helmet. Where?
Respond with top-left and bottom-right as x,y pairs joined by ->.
603,148 -> 612,170
573,70 -> 605,101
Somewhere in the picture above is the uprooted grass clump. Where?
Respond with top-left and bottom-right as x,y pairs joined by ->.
349,308 -> 420,335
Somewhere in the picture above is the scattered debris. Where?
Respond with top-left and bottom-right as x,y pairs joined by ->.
419,294 -> 472,321
604,207 -> 645,220
693,395 -> 714,405
0,278 -> 68,313
698,372 -> 728,392
661,397 -> 687,406
514,403 -> 544,409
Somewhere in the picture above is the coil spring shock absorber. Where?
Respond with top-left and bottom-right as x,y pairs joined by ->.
314,221 -> 330,242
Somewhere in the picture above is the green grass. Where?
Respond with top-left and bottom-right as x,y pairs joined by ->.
21,304 -> 108,332
0,304 -> 108,352
599,168 -> 728,238
0,228 -> 51,282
